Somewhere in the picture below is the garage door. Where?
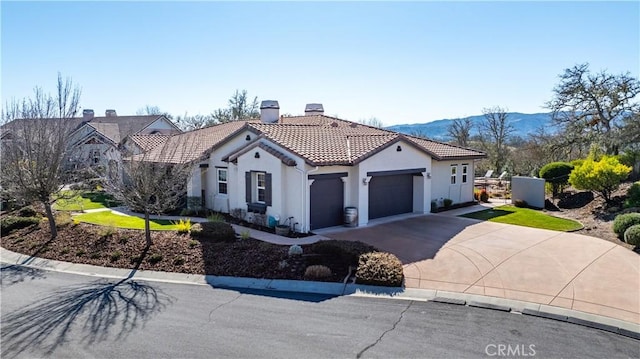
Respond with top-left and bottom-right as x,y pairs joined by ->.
368,174 -> 414,219
310,173 -> 345,230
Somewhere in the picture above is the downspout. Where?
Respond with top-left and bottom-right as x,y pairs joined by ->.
295,164 -> 319,233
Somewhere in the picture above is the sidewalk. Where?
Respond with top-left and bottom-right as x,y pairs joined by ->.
83,207 -> 328,246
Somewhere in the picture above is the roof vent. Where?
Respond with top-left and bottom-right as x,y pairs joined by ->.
260,100 -> 279,123
105,109 -> 117,117
304,103 -> 324,116
83,109 -> 94,121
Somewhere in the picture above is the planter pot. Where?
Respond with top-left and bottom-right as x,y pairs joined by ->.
275,225 -> 290,236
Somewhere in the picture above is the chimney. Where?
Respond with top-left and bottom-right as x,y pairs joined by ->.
260,100 -> 279,123
304,103 -> 324,116
105,109 -> 117,117
83,109 -> 94,121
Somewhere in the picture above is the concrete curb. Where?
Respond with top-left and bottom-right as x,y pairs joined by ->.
2,247 -> 638,338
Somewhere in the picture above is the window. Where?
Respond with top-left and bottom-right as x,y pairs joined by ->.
256,172 -> 266,203
450,165 -> 457,185
217,168 -> 228,194
462,164 -> 468,184
90,149 -> 100,165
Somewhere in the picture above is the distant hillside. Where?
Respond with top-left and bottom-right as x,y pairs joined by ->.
386,112 -> 556,141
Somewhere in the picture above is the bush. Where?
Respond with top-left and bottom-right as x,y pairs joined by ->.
304,265 -> 332,281
189,221 -> 235,242
148,253 -> 163,264
110,251 -> 122,262
613,213 -> 640,239
188,239 -> 199,248
173,256 -> 185,266
539,162 -> 574,197
479,189 -> 489,203
0,216 -> 40,235
99,225 -> 117,238
288,244 -> 303,257
443,198 -> 453,208
624,224 -> 640,245
625,182 -> 640,208
55,212 -> 73,227
310,240 -> 378,266
569,155 -> 631,204
172,218 -> 192,234
355,252 -> 404,287
513,199 -> 528,208
207,213 -> 225,222
18,206 -> 38,217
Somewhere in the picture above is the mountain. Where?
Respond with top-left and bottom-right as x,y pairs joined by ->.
386,112 -> 556,141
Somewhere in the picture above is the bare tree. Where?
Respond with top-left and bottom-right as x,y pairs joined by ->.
101,139 -> 195,247
212,90 -> 259,123
1,73 -> 81,238
136,105 -> 172,119
447,117 -> 473,147
358,117 -> 384,128
546,63 -> 640,155
174,112 -> 214,131
478,106 -> 514,173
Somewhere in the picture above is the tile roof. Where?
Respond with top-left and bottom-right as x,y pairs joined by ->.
87,122 -> 121,144
87,115 -> 167,143
140,115 -> 485,165
127,134 -> 170,152
228,142 -> 297,166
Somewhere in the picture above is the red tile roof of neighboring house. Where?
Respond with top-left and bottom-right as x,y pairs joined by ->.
127,134 -> 171,152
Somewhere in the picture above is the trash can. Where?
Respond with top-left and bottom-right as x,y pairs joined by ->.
344,207 -> 358,227
268,215 -> 280,228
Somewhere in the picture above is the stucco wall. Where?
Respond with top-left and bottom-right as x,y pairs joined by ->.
431,160 -> 475,205
511,176 -> 545,209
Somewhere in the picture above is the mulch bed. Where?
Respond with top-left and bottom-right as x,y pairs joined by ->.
1,222 -> 357,282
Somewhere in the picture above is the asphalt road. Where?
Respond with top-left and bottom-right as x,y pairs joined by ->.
1,265 -> 638,359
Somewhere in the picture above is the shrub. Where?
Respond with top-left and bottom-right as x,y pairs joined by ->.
0,216 -> 40,235
188,239 -> 199,248
18,206 -> 38,217
613,213 -> 640,239
310,240 -> 378,266
624,224 -> 640,245
189,221 -> 235,242
513,199 -> 528,208
539,162 -> 574,198
173,218 -> 192,234
110,251 -> 122,262
240,229 -> 251,240
288,244 -> 303,257
569,155 -> 631,204
355,252 -> 404,287
443,198 -> 453,208
473,189 -> 480,201
148,253 -> 163,264
207,213 -> 225,222
479,189 -> 489,203
625,181 -> 640,209
75,249 -> 85,257
55,212 -> 73,227
173,256 -> 185,266
99,225 -> 117,238
304,265 -> 332,281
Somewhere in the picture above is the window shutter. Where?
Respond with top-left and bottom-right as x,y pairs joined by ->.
265,173 -> 272,206
245,172 -> 251,203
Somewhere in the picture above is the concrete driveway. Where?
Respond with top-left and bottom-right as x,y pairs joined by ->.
321,214 -> 640,324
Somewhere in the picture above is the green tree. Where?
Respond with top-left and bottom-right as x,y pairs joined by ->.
539,162 -> 574,199
546,63 -> 640,155
568,155 -> 631,204
212,90 -> 259,123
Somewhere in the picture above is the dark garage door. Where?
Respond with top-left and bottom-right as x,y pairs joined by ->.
369,174 -> 413,219
310,175 -> 345,230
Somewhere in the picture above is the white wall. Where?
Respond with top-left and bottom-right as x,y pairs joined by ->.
356,141 -> 432,226
511,176 -> 546,209
431,160 -> 475,205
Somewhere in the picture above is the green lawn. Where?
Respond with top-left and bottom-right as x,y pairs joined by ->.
53,191 -> 120,211
461,205 -> 583,232
74,211 -> 179,231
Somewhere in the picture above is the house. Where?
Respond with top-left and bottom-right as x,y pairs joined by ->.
142,101 -> 486,233
66,109 -> 181,167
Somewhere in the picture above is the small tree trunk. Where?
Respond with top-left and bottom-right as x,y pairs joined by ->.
144,211 -> 152,248
44,202 -> 58,239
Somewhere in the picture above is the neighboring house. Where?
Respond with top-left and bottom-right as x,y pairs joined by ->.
66,109 -> 180,168
143,101 -> 486,233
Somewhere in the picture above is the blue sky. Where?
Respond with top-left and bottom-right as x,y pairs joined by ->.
2,1 -> 638,126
